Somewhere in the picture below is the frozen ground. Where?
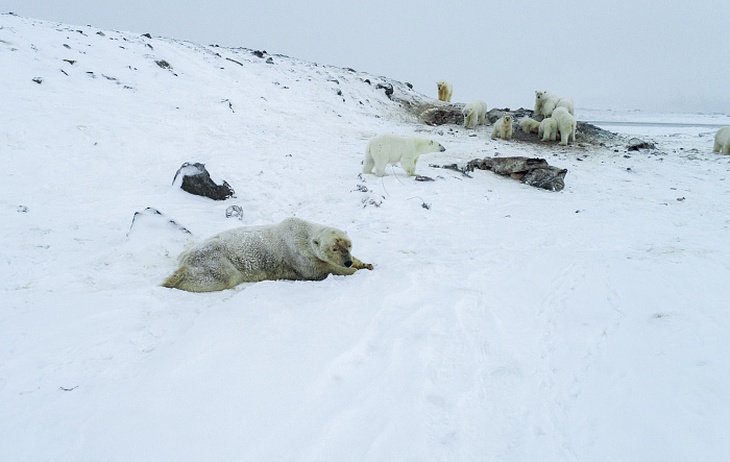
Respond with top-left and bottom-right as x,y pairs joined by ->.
1,14 -> 730,462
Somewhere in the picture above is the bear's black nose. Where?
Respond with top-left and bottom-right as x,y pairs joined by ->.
344,260 -> 353,268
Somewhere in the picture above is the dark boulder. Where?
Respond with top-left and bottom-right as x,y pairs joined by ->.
172,162 -> 235,200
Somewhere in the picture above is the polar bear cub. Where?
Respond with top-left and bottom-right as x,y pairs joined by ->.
363,134 -> 446,176
162,217 -> 373,292
491,115 -> 514,140
538,117 -> 558,141
552,107 -> 577,145
463,100 -> 488,128
713,126 -> 730,154
437,80 -> 453,102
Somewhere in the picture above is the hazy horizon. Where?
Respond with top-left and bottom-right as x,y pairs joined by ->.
4,1 -> 729,113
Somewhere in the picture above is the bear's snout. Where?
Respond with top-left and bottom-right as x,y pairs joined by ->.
344,260 -> 353,268
439,145 -> 446,152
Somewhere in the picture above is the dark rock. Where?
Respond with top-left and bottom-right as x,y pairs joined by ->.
172,162 -> 236,200
627,137 -> 656,151
465,156 -> 567,191
127,207 -> 191,238
155,60 -> 171,69
376,82 -> 393,99
419,105 -> 464,126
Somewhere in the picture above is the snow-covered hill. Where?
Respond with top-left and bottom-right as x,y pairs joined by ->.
2,14 -> 730,462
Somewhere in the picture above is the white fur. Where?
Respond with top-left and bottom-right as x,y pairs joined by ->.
463,100 -> 488,129
363,134 -> 445,176
437,80 -> 453,102
534,91 -> 558,118
162,217 -> 372,292
552,107 -> 576,145
538,117 -> 558,141
556,97 -> 574,115
491,115 -> 513,140
519,117 -> 540,134
713,126 -> 730,154
534,90 -> 574,118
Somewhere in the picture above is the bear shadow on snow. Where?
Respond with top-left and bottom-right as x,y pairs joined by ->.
171,162 -> 236,200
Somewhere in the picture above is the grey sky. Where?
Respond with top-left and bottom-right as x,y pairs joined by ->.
4,0 -> 729,113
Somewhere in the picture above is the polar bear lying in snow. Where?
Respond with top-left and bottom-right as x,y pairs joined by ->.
162,217 -> 373,292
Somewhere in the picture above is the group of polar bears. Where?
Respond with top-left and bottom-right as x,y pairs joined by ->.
447,84 -> 577,146
164,84 -> 728,293
360,86 -> 581,180
530,91 -> 577,146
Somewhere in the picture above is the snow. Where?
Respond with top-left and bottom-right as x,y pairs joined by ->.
2,14 -> 730,462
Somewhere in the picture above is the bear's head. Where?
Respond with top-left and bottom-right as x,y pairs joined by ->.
535,91 -> 550,102
311,229 -> 354,268
426,139 -> 446,153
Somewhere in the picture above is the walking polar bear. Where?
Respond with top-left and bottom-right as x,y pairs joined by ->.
713,126 -> 730,154
552,107 -> 577,145
363,134 -> 445,176
162,217 -> 373,292
437,80 -> 453,102
491,115 -> 514,140
463,100 -> 488,128
534,90 -> 574,118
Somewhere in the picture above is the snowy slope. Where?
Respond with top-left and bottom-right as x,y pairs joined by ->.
2,14 -> 730,462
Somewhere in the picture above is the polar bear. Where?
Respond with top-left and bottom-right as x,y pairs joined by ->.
534,91 -> 574,118
491,115 -> 514,140
552,107 -> 577,145
519,117 -> 540,134
538,117 -> 558,141
556,97 -> 575,115
534,91 -> 558,118
162,217 -> 373,292
363,134 -> 445,176
463,99 -> 488,128
713,126 -> 730,154
437,80 -> 453,102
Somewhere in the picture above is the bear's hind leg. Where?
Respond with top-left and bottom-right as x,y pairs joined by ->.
363,152 -> 375,174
